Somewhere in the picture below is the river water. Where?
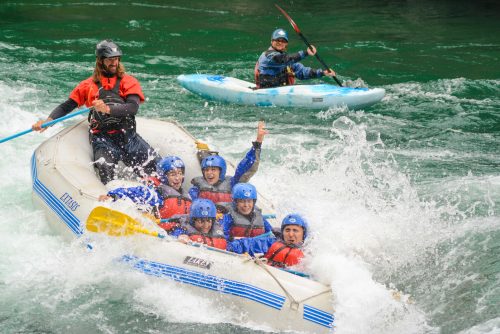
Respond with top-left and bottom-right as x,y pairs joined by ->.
0,1 -> 499,333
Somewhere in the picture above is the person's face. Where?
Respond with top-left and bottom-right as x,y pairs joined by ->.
282,225 -> 304,246
271,38 -> 288,52
203,167 -> 221,185
166,169 -> 184,190
102,56 -> 120,73
193,218 -> 213,234
236,199 -> 254,215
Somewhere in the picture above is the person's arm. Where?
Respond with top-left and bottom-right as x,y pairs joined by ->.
231,121 -> 268,186
220,214 -> 233,240
188,185 -> 199,201
270,50 -> 307,64
263,218 -> 273,234
91,94 -> 140,118
291,62 -> 327,80
32,98 -> 78,132
226,236 -> 276,256
107,185 -> 162,207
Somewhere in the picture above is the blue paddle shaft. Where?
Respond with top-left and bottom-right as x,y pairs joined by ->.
0,107 -> 91,144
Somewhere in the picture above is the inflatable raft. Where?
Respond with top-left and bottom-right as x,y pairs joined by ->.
178,74 -> 385,110
31,118 -> 335,332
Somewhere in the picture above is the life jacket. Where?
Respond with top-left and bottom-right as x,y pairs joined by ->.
158,214 -> 187,232
191,176 -> 232,205
156,184 -> 192,219
255,49 -> 296,89
184,222 -> 227,250
226,205 -> 266,239
88,77 -> 136,133
264,241 -> 304,268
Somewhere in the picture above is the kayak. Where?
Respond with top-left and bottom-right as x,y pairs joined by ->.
31,118 -> 335,332
178,74 -> 385,109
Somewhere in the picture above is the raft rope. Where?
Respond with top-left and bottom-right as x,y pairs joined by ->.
247,256 -> 331,310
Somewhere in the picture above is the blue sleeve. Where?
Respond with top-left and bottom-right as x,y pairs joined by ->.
221,214 -> 234,240
226,236 -> 276,256
263,218 -> 273,234
170,226 -> 187,237
231,145 -> 259,187
269,50 -> 306,65
291,63 -> 323,80
107,186 -> 162,207
188,186 -> 199,200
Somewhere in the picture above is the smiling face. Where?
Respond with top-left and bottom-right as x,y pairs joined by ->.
102,56 -> 120,73
236,199 -> 254,215
166,169 -> 184,190
193,218 -> 213,234
203,167 -> 221,185
271,38 -> 288,52
282,225 -> 304,246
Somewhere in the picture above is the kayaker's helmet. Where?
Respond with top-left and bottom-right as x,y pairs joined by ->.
201,155 -> 227,181
232,183 -> 257,202
96,39 -> 122,59
190,199 -> 217,225
156,156 -> 185,185
271,29 -> 288,42
281,214 -> 308,240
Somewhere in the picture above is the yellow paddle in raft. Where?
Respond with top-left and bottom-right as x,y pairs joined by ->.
86,206 -> 166,238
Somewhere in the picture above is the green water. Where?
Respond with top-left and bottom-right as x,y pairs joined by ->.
0,1 -> 499,333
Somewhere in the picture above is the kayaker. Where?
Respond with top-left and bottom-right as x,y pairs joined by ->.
189,121 -> 268,208
32,39 -> 160,184
227,213 -> 308,268
170,199 -> 227,250
220,182 -> 273,240
98,156 -> 192,226
255,28 -> 337,89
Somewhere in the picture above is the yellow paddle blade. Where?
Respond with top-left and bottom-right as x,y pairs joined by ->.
195,140 -> 210,150
86,206 -> 160,237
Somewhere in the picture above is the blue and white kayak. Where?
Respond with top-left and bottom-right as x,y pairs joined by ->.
178,74 -> 385,110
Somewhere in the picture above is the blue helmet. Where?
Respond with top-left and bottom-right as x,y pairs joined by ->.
271,28 -> 288,42
281,214 -> 308,240
201,155 -> 227,181
190,199 -> 217,224
232,183 -> 257,201
156,156 -> 185,185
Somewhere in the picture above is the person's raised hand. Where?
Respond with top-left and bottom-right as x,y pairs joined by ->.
256,121 -> 269,143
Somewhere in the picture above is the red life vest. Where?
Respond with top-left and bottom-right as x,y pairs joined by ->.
189,234 -> 227,250
264,241 -> 304,268
156,184 -> 192,219
69,74 -> 145,107
159,197 -> 191,219
226,205 -> 266,239
184,222 -> 227,250
191,176 -> 232,205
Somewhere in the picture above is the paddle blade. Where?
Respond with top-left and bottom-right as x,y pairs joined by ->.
275,4 -> 300,33
86,206 -> 160,237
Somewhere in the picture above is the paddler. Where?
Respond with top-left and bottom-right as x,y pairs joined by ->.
255,29 -> 337,88
220,182 -> 273,240
32,39 -> 160,184
98,156 -> 192,227
170,199 -> 227,250
189,121 -> 268,210
227,213 -> 308,268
